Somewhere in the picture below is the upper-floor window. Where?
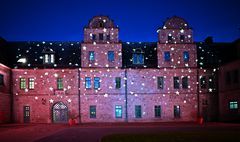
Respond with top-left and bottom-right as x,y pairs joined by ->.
174,105 -> 181,118
92,34 -> 96,41
157,77 -> 164,89
229,101 -> 238,110
182,76 -> 188,89
233,69 -> 239,84
168,35 -> 173,42
99,21 -> 104,28
200,76 -> 206,89
0,74 -> 3,86
108,51 -> 115,62
115,77 -> 121,89
99,33 -> 104,41
44,54 -> 55,64
133,49 -> 144,64
154,105 -> 161,118
180,35 -> 185,42
28,78 -> 35,89
183,51 -> 189,62
89,51 -> 95,61
85,77 -> 91,89
20,78 -> 26,90
94,77 -> 100,89
164,51 -> 171,61
90,105 -> 96,118
106,34 -> 110,41
57,78 -> 63,90
173,77 -> 180,89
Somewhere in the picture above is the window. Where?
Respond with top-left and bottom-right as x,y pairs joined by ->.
20,78 -> 26,90
99,21 -> 104,28
89,51 -> 95,61
44,54 -> 55,64
229,101 -> 238,110
208,76 -> 214,89
85,77 -> 91,89
200,76 -> 206,89
135,105 -> 142,118
183,51 -> 189,62
225,72 -> 231,85
99,33 -> 104,41
115,77 -> 121,89
182,76 -> 188,89
92,34 -> 96,41
168,35 -> 173,42
107,35 -> 110,41
28,78 -> 34,89
164,51 -> 171,61
133,49 -> 144,65
108,51 -> 114,62
233,70 -> 239,84
115,105 -> 122,118
173,77 -> 180,89
154,105 -> 161,118
174,105 -> 180,118
180,35 -> 185,42
94,77 -> 100,89
90,105 -> 96,118
0,74 -> 3,86
57,78 -> 63,90
157,77 -> 164,89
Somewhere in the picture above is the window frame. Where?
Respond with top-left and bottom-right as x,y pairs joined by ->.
164,51 -> 171,61
135,105 -> 142,118
174,105 -> 181,118
115,77 -> 121,89
28,78 -> 35,90
157,77 -> 164,89
85,77 -> 91,89
154,105 -> 161,118
173,77 -> 180,89
182,76 -> 188,89
229,101 -> 238,110
115,105 -> 122,118
94,77 -> 100,89
89,51 -> 95,62
57,78 -> 63,90
108,51 -> 115,62
183,51 -> 189,62
90,105 -> 96,118
20,78 -> 26,90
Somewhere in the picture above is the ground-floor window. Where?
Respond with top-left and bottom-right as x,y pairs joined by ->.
90,105 -> 96,118
115,105 -> 122,118
135,105 -> 142,118
229,101 -> 238,110
52,102 -> 68,123
154,105 -> 161,118
23,106 -> 30,123
174,105 -> 181,118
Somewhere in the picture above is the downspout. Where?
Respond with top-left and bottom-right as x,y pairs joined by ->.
197,69 -> 200,117
124,69 -> 128,122
78,68 -> 81,124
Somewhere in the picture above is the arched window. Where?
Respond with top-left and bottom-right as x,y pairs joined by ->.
132,49 -> 144,64
52,102 -> 68,123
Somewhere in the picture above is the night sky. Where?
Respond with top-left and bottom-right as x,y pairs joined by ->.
0,0 -> 240,42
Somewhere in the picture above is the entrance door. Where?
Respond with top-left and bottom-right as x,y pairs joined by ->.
52,102 -> 68,123
23,106 -> 30,123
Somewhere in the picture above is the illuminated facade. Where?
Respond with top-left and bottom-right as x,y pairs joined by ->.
0,16 -> 238,123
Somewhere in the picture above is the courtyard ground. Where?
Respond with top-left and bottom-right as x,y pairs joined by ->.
0,122 -> 239,142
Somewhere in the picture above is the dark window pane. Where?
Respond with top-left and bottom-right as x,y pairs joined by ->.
168,35 -> 173,42
99,33 -> 103,41
200,76 -> 206,89
0,74 -> 3,85
180,35 -> 185,42
157,77 -> 164,89
108,51 -> 114,62
183,51 -> 189,61
233,70 -> 239,84
90,105 -> 96,118
92,34 -> 96,41
182,76 -> 188,89
174,77 -> 180,89
164,51 -> 171,61
107,35 -> 110,41
115,77 -> 121,89
154,105 -> 161,118
174,105 -> 180,118
135,105 -> 142,118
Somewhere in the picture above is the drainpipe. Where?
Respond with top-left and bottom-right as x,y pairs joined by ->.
78,68 -> 81,124
197,69 -> 200,117
124,69 -> 128,122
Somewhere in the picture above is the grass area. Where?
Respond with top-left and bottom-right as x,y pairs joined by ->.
101,131 -> 240,142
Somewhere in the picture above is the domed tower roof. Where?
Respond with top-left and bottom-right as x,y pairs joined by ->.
87,16 -> 116,28
163,16 -> 190,29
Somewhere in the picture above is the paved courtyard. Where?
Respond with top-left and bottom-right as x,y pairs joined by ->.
0,122 -> 240,142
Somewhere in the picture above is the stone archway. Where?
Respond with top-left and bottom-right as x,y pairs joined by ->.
52,102 -> 68,123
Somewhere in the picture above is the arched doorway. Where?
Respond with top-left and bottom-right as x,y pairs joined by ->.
52,102 -> 68,123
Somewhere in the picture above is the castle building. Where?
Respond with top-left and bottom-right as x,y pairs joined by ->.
0,16 -> 239,123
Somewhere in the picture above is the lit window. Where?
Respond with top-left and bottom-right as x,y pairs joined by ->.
94,77 -> 100,89
135,105 -> 142,118
85,77 -> 91,89
89,51 -> 95,61
174,105 -> 180,118
50,54 -> 55,63
133,49 -> 144,65
90,105 -> 96,118
44,54 -> 49,63
183,51 -> 189,61
57,78 -> 63,90
173,77 -> 180,89
44,54 -> 55,64
20,78 -> 26,90
200,76 -> 206,89
115,105 -> 122,118
182,76 -> 188,89
115,77 -> 121,89
164,51 -> 171,61
0,74 -> 3,86
28,78 -> 34,89
229,101 -> 238,110
157,77 -> 164,89
108,51 -> 114,62
154,105 -> 161,118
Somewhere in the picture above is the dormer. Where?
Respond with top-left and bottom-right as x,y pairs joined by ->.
84,16 -> 119,43
42,47 -> 55,64
158,16 -> 193,44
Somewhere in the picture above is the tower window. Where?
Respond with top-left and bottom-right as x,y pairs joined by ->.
0,74 -> 3,86
108,51 -> 114,62
133,49 -> 144,65
174,77 -> 180,89
183,51 -> 189,61
28,78 -> 35,89
99,21 -> 104,28
92,34 -> 96,41
182,76 -> 188,89
99,33 -> 104,41
180,35 -> 185,42
89,51 -> 95,61
157,77 -> 164,89
168,35 -> 173,42
107,35 -> 110,41
44,54 -> 55,64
